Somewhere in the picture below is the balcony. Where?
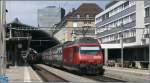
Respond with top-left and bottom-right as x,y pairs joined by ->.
97,21 -> 135,37
102,37 -> 136,44
67,17 -> 95,21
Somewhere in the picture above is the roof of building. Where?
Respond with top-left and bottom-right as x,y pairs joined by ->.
46,6 -> 56,8
105,1 -> 119,9
7,18 -> 35,28
66,3 -> 103,20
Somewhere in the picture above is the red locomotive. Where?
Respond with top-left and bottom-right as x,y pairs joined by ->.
42,37 -> 104,75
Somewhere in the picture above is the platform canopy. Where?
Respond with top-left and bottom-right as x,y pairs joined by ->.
6,18 -> 60,53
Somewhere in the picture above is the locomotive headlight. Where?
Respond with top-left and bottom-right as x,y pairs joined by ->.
94,56 -> 101,59
99,55 -> 102,59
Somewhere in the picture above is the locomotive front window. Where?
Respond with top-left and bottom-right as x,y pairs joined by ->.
80,46 -> 100,55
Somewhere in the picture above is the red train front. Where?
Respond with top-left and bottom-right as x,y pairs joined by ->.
63,37 -> 104,75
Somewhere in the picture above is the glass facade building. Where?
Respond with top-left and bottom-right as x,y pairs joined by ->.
38,6 -> 65,28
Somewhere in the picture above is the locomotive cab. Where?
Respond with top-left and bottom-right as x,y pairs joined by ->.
78,46 -> 104,75
79,46 -> 103,64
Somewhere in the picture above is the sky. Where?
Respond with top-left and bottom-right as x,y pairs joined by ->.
6,1 -> 110,27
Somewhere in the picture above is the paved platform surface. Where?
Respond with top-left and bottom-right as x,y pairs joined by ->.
37,64 -> 98,82
104,66 -> 150,82
6,66 -> 42,83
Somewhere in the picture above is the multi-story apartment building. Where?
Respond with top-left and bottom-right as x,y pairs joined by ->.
95,1 -> 150,68
38,6 -> 65,28
54,3 -> 103,43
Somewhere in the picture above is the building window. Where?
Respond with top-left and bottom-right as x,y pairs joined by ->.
84,21 -> 91,24
96,17 -> 102,22
109,10 -> 113,17
105,13 -> 109,19
124,1 -> 129,8
130,13 -> 135,22
129,1 -> 135,6
145,24 -> 149,33
145,24 -> 149,28
86,14 -> 89,18
77,14 -> 80,19
117,5 -> 123,12
102,15 -> 106,21
99,17 -> 102,22
145,7 -> 149,17
113,8 -> 118,15
73,22 -> 78,27
88,21 -> 91,24
130,29 -> 136,37
123,16 -> 130,24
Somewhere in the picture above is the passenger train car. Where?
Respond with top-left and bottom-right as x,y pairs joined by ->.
42,37 -> 104,75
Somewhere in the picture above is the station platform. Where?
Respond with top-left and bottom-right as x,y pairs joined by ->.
104,66 -> 150,82
5,66 -> 42,83
37,64 -> 98,82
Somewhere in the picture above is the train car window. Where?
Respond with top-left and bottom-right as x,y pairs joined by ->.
80,46 -> 100,55
80,50 -> 99,55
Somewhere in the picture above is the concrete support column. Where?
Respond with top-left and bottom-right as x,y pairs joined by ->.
104,48 -> 108,65
135,1 -> 145,44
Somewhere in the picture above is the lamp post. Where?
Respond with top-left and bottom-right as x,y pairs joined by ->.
120,24 -> 124,68
148,25 -> 150,73
9,24 -> 12,39
148,5 -> 150,72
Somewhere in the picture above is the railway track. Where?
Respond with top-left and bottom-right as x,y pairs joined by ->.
30,64 -> 126,82
49,65 -> 126,82
33,64 -> 126,82
31,65 -> 68,82
83,75 -> 126,82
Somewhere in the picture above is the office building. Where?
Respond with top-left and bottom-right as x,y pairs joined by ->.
95,1 -> 150,68
38,6 -> 65,28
